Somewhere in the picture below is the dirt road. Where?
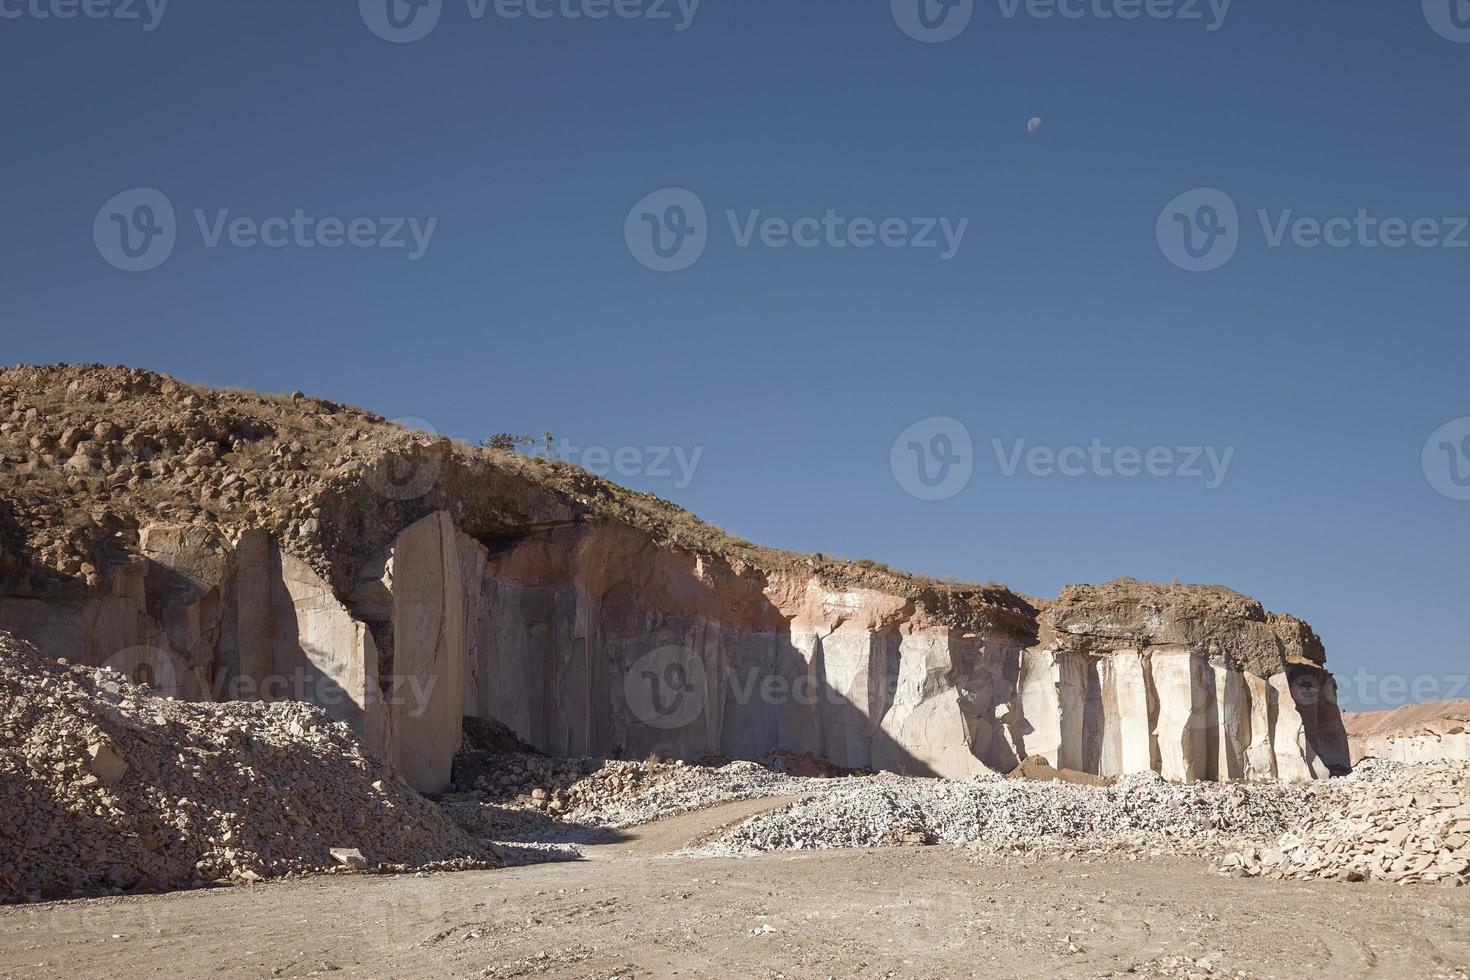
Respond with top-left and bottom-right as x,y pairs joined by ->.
2,798 -> 1467,980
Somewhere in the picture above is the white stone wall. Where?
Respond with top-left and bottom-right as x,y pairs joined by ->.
1352,732 -> 1470,764
0,512 -> 1342,789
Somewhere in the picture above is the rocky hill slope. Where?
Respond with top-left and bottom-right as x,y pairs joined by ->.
0,364 -> 1350,790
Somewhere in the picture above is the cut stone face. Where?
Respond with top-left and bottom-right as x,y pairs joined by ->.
0,510 -> 1349,788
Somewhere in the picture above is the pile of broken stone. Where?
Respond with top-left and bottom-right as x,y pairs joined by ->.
0,630 -> 495,903
1217,758 -> 1470,886
449,751 -> 679,817
439,752 -> 834,852
693,769 -> 1336,857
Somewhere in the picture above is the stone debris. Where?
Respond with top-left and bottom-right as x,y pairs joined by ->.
328,848 -> 368,870
450,749 -> 662,813
1216,758 -> 1470,886
682,758 -> 1470,889
439,751 -> 829,853
693,769 -> 1337,856
86,740 -> 128,786
0,631 -> 495,903
442,745 -> 1470,891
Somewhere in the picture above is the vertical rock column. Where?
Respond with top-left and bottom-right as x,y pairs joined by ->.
1112,650 -> 1159,775
1213,665 -> 1251,781
387,512 -> 466,793
1150,651 -> 1210,782
1016,647 -> 1063,766
1268,673 -> 1319,782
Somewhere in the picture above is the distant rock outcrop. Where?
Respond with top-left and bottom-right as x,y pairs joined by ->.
1344,700 -> 1470,764
0,365 -> 1351,789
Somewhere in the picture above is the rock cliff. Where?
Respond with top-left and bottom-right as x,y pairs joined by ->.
1344,700 -> 1470,764
0,365 -> 1350,790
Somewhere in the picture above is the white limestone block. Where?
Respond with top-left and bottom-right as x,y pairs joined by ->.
1150,650 -> 1211,783
1017,647 -> 1062,766
387,512 -> 465,792
1112,649 -> 1156,776
1268,672 -> 1318,783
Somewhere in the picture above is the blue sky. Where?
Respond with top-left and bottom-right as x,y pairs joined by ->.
2,0 -> 1467,709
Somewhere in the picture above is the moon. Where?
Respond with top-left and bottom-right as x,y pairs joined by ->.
1027,117 -> 1043,134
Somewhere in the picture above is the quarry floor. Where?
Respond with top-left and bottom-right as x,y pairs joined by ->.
2,799 -> 1468,980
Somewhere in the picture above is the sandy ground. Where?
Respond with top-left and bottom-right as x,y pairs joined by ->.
2,799 -> 1468,980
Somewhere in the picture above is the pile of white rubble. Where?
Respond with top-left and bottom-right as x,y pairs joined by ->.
0,631 -> 494,903
1217,758 -> 1470,886
692,769 -> 1336,856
